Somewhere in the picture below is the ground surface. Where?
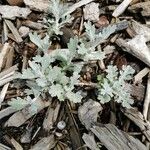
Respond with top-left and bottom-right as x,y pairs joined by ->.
0,0 -> 150,150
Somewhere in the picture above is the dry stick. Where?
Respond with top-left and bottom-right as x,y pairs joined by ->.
5,47 -> 14,69
143,72 -> 150,120
116,37 -> 150,67
143,73 -> 150,150
0,46 -> 15,107
134,67 -> 150,84
78,16 -> 84,36
0,143 -> 11,150
0,83 -> 9,108
22,50 -> 28,71
0,65 -> 17,79
5,19 -> 23,43
0,76 -> 15,87
63,0 -> 94,17
0,43 -> 10,71
2,21 -> 8,43
0,69 -> 15,82
0,107 -> 16,120
10,138 -> 23,150
112,0 -> 132,17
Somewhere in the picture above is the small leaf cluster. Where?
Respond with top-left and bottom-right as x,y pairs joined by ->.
97,65 -> 135,108
8,96 -> 40,114
46,0 -> 73,35
19,54 -> 83,103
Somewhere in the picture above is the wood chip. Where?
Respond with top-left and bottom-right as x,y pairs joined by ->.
10,137 -> 23,150
2,21 -> 8,43
0,5 -> 31,20
0,143 -> 11,150
143,73 -> 150,119
0,65 -> 17,87
129,1 -> 150,17
5,19 -> 23,43
63,0 -> 94,17
66,103 -> 84,150
122,108 -> 150,142
0,107 -> 17,120
43,107 -> 55,131
91,124 -> 147,150
23,0 -> 49,12
43,102 -> 60,131
22,20 -> 44,30
0,43 -> 10,71
0,65 -> 17,80
29,135 -> 56,150
20,127 -> 32,143
134,67 -> 150,84
116,35 -> 150,67
125,83 -> 145,101
0,83 -> 9,108
130,20 -> 150,42
82,133 -> 99,150
83,2 -> 99,21
78,99 -> 102,129
112,0 -> 132,17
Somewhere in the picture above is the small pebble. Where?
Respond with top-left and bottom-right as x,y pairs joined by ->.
57,121 -> 66,130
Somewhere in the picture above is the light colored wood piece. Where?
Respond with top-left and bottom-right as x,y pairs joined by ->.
112,0 -> 132,17
143,72 -> 150,120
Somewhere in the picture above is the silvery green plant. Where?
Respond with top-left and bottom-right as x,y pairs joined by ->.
8,0 -> 134,113
46,0 -> 73,35
20,55 -> 83,103
97,65 -> 135,108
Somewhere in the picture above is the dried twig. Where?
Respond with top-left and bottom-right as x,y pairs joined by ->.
5,19 -> 23,43
122,108 -> 150,142
0,83 -> 9,108
112,0 -> 132,17
143,72 -> 150,120
0,43 -> 10,71
63,0 -> 94,17
0,143 -> 11,150
116,36 -> 150,67
134,67 -> 150,84
10,138 -> 23,150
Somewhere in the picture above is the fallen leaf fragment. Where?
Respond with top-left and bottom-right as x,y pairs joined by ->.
0,5 -> 31,20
